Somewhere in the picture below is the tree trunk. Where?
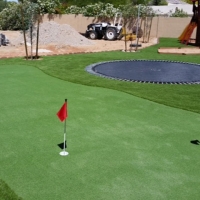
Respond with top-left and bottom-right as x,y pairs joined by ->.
124,22 -> 127,52
35,15 -> 40,59
20,4 -> 28,60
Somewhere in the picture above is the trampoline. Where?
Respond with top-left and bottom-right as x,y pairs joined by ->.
85,60 -> 200,84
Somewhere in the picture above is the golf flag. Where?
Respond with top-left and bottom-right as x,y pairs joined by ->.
57,101 -> 67,122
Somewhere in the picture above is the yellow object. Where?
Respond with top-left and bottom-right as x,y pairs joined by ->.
119,28 -> 137,41
179,22 -> 197,43
178,24 -> 190,40
124,34 -> 136,41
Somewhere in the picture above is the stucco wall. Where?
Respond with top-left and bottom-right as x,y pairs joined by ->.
41,14 -> 197,39
151,16 -> 196,38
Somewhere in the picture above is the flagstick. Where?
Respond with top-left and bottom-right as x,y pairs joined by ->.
60,119 -> 68,156
60,99 -> 69,156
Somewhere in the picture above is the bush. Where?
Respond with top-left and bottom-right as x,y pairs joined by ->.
0,2 -> 27,30
37,0 -> 61,14
66,2 -> 119,17
65,5 -> 82,15
65,2 -> 155,18
0,0 -> 60,30
151,0 -> 168,5
0,0 -> 7,12
170,7 -> 188,17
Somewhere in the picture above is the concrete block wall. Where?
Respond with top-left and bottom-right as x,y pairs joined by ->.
41,14 -> 197,39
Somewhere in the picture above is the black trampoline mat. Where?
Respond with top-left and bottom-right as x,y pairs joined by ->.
86,60 -> 200,84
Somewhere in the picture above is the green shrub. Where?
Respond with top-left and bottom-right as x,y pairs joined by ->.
0,2 -> 26,30
66,2 -> 119,17
150,0 -> 168,5
0,0 -> 61,30
170,7 -> 188,17
37,0 -> 61,14
65,2 -> 155,18
0,0 -> 7,12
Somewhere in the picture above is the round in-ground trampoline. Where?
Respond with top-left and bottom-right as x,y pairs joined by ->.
85,60 -> 200,84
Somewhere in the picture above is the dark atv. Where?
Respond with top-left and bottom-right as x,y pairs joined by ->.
0,33 -> 9,46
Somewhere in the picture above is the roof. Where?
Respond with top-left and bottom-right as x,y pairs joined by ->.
150,4 -> 193,15
166,0 -> 189,4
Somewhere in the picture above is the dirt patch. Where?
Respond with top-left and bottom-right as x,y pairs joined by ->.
0,21 -> 158,58
0,36 -> 158,58
158,47 -> 200,55
1,21 -> 200,58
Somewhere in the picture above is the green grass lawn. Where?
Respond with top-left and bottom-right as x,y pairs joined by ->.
1,38 -> 199,114
0,38 -> 200,199
0,179 -> 22,200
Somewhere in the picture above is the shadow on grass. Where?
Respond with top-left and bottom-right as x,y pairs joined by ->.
190,140 -> 200,145
0,179 -> 23,200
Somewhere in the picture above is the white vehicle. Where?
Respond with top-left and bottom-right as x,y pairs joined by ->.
85,13 -> 123,41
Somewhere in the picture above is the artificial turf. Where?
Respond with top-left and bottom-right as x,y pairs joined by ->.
0,64 -> 200,200
0,179 -> 22,200
1,38 -> 200,114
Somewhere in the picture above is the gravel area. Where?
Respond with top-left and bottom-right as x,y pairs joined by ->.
9,21 -> 94,47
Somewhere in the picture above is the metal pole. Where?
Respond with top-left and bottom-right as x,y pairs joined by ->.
63,119 -> 66,153
156,15 -> 159,44
59,99 -> 68,156
63,133 -> 66,153
63,98 -> 67,153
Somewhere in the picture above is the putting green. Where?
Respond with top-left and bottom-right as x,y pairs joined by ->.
0,65 -> 200,200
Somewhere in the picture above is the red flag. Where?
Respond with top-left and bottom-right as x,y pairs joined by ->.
57,102 -> 67,122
